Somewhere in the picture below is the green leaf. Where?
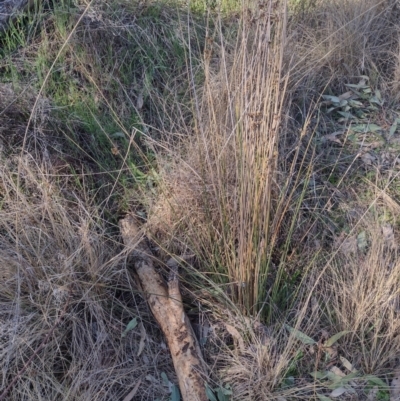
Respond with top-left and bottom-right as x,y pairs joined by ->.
370,96 -> 383,106
327,372 -> 359,389
322,95 -> 341,104
330,387 -> 348,397
348,133 -> 357,143
111,132 -> 125,138
325,331 -> 350,347
326,371 -> 345,385
357,231 -> 368,252
345,83 -> 370,89
337,111 -> 354,119
121,318 -> 138,338
351,124 -> 382,133
363,375 -> 389,391
367,124 -> 383,132
283,376 -> 295,386
389,120 -> 398,137
317,394 -> 333,401
284,324 -> 316,345
161,372 -> 169,386
219,386 -> 233,395
311,371 -> 329,380
205,384 -> 218,401
170,384 -> 181,401
348,99 -> 363,108
217,387 -> 232,401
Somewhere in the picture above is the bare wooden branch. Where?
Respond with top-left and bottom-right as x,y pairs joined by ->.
119,215 -> 208,401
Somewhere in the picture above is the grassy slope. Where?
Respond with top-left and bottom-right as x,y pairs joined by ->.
1,0 -> 400,400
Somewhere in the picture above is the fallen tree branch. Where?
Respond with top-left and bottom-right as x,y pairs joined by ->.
119,215 -> 208,401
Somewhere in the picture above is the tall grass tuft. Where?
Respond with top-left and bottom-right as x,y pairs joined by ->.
146,0 -> 317,316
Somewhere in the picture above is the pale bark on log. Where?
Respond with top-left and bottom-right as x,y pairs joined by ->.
119,215 -> 208,401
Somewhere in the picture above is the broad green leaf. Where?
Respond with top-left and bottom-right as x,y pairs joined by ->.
317,394 -> 333,401
311,371 -> 329,380
161,372 -> 169,386
325,331 -> 350,347
337,111 -> 354,119
121,318 -> 138,338
338,91 -> 353,100
351,124 -> 382,133
327,372 -> 359,389
322,95 -> 341,103
345,83 -> 369,89
281,376 -> 295,388
357,231 -> 368,252
284,324 -> 316,345
111,132 -> 125,138
330,387 -> 347,397
370,96 -> 383,106
364,375 -> 389,390
219,386 -> 233,395
217,387 -> 231,401
348,99 -> 363,108
216,389 -> 228,401
205,384 -> 218,401
348,133 -> 357,142
355,110 -> 368,118
170,384 -> 181,401
326,371 -> 345,384
367,123 -> 382,132
389,120 -> 398,137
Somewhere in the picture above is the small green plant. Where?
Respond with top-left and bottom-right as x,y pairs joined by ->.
284,325 -> 390,400
205,383 -> 232,401
121,317 -> 138,338
161,372 -> 181,401
320,76 -> 400,150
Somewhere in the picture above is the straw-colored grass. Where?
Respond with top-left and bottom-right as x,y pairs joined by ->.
0,154 -> 178,400
1,0 -> 400,399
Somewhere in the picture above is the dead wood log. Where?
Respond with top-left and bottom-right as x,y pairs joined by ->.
119,215 -> 208,401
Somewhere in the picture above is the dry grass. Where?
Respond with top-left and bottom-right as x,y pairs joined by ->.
287,0 -> 400,111
319,183 -> 400,368
2,0 -> 400,399
147,0 -> 302,315
0,155 -> 176,400
144,0 -> 400,398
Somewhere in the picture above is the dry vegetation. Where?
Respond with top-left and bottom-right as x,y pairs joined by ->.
1,0 -> 400,400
